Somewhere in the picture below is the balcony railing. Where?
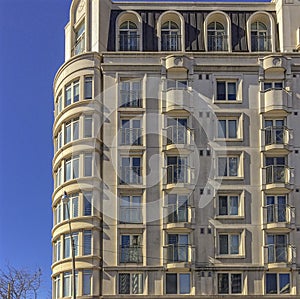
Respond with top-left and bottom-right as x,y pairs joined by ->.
207,35 -> 228,51
166,165 -> 189,184
265,244 -> 295,264
161,34 -> 181,51
119,34 -> 140,51
120,207 -> 142,224
120,166 -> 142,185
120,90 -> 142,108
266,165 -> 288,184
167,244 -> 189,262
120,128 -> 143,146
264,126 -> 289,146
120,245 -> 142,263
251,35 -> 271,52
73,33 -> 85,56
167,204 -> 188,223
166,126 -> 188,145
264,204 -> 295,225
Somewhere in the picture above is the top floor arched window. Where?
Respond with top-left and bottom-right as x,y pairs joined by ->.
119,21 -> 139,51
161,21 -> 181,51
251,21 -> 270,52
207,22 -> 227,51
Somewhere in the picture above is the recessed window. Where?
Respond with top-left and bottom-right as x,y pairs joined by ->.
84,76 -> 93,99
266,273 -> 290,294
120,157 -> 142,184
216,81 -> 237,101
166,273 -> 190,294
65,118 -> 79,144
120,234 -> 142,263
73,21 -> 85,55
65,155 -> 79,181
219,233 -> 240,255
84,153 -> 93,177
83,192 -> 92,216
167,156 -> 188,184
251,21 -> 270,52
119,273 -> 143,294
218,273 -> 242,294
120,80 -> 141,108
84,115 -> 93,138
83,270 -> 92,295
83,230 -> 92,255
161,21 -> 181,51
218,195 -> 240,216
65,80 -> 79,107
207,22 -> 227,51
119,21 -> 139,51
218,156 -> 240,177
217,119 -> 238,139
120,195 -> 142,224
121,119 -> 142,145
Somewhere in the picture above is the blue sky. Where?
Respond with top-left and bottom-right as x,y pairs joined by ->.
0,0 -> 270,297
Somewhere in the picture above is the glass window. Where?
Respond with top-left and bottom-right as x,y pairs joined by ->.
218,195 -> 239,216
84,77 -> 93,99
84,116 -> 93,138
207,21 -> 227,51
119,273 -> 143,294
63,193 -> 79,220
219,233 -> 240,255
54,239 -> 61,262
54,275 -> 60,299
120,80 -> 141,108
218,119 -> 238,139
121,119 -> 142,145
120,234 -> 142,263
251,21 -> 270,52
56,93 -> 63,115
65,155 -> 79,181
83,192 -> 92,216
218,156 -> 239,177
266,273 -> 290,294
119,21 -> 139,51
166,273 -> 190,294
64,233 -> 78,258
83,270 -> 92,295
83,230 -> 92,255
63,272 -> 71,297
74,21 -> 85,55
65,80 -> 80,107
161,21 -> 181,51
216,81 -> 237,101
120,157 -> 142,184
120,195 -> 142,224
55,203 -> 62,224
65,118 -> 79,144
218,273 -> 242,294
84,153 -> 92,177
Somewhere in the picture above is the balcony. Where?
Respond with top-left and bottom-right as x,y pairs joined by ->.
262,55 -> 289,72
120,90 -> 142,109
260,89 -> 291,114
262,165 -> 293,192
207,35 -> 228,51
120,207 -> 142,224
264,244 -> 296,269
120,245 -> 142,263
120,128 -> 143,147
261,126 -> 292,154
120,166 -> 142,185
163,165 -> 194,191
164,244 -> 193,269
162,89 -> 192,113
263,204 -> 295,231
118,34 -> 140,51
164,204 -> 194,231
163,126 -> 194,153
161,34 -> 181,51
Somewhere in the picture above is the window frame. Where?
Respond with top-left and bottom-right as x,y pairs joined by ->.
265,273 -> 290,295
73,20 -> 86,56
120,118 -> 142,146
165,273 -> 191,294
216,192 -> 244,219
84,76 -> 93,99
65,155 -> 80,181
216,114 -> 243,141
83,230 -> 92,255
119,79 -> 142,108
118,272 -> 144,295
217,272 -> 243,294
83,270 -> 93,295
119,195 -> 143,224
217,155 -> 242,179
216,230 -> 245,258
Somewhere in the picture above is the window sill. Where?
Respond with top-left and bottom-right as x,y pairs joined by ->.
215,215 -> 245,220
214,138 -> 243,142
216,254 -> 245,259
216,176 -> 244,181
213,100 -> 242,104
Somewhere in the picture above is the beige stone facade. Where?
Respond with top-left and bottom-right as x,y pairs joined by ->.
52,0 -> 300,297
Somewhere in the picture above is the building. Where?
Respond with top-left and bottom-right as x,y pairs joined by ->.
51,0 -> 300,297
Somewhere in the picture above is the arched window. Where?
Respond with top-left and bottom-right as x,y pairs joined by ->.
207,22 -> 227,51
119,21 -> 139,51
161,21 -> 181,51
251,21 -> 270,51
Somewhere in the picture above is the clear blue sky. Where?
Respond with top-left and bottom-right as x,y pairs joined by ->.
0,0 -> 270,297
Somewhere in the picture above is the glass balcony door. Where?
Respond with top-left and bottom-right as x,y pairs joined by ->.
167,194 -> 188,223
266,195 -> 287,223
167,157 -> 188,184
267,234 -> 287,263
166,118 -> 187,145
120,195 -> 142,223
264,119 -> 285,145
121,157 -> 141,184
120,235 -> 142,263
168,234 -> 188,262
121,119 -> 142,145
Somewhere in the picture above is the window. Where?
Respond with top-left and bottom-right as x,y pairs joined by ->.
161,21 -> 181,51
63,193 -> 79,220
120,234 -> 142,263
265,195 -> 287,223
83,270 -> 92,295
251,21 -> 270,51
167,234 -> 189,262
167,194 -> 188,223
218,156 -> 239,177
54,239 -> 61,262
54,275 -> 60,299
84,153 -> 92,177
83,230 -> 92,255
65,155 -> 79,181
65,118 -> 79,144
84,77 -> 93,99
55,166 -> 62,188
83,192 -> 92,216
63,271 -> 78,297
120,195 -> 142,223
218,273 -> 242,294
266,234 -> 288,263
263,81 -> 283,91
265,156 -> 287,184
119,273 -> 143,294
216,81 -> 237,101
56,130 -> 63,151
217,118 -> 238,139
264,119 -> 286,145
266,273 -> 290,294
119,21 -> 139,51
84,115 -> 93,138
120,157 -> 142,184
55,203 -> 62,224
120,80 -> 141,108
166,79 -> 187,90
56,93 -> 63,115
219,233 -> 240,255
64,233 -> 79,258
167,156 -> 188,184
218,194 -> 240,216
166,273 -> 190,294
166,118 -> 188,145
207,22 -> 227,51
74,21 -> 85,55
65,80 -> 79,107
121,119 -> 142,145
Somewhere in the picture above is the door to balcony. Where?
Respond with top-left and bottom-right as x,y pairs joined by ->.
166,157 -> 188,184
167,234 -> 189,263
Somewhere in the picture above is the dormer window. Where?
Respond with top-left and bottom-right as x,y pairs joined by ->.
119,21 -> 139,51
161,21 -> 181,51
207,22 -> 227,51
73,21 -> 85,55
251,21 -> 270,52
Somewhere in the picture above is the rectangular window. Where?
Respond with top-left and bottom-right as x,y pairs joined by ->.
166,273 -> 190,294
218,156 -> 239,177
216,81 -> 237,101
119,273 -> 143,294
217,119 -> 238,139
120,80 -> 141,108
83,270 -> 92,295
55,166 -> 62,188
166,156 -> 188,184
120,234 -> 142,263
218,195 -> 239,216
56,93 -> 63,115
57,130 -> 63,150
167,234 -> 189,262
63,193 -> 79,220
63,271 -> 78,297
166,79 -> 188,90
265,195 -> 287,223
266,273 -> 290,294
83,230 -> 92,255
83,192 -> 92,216
65,155 -> 79,181
55,203 -> 62,224
84,153 -> 92,177
264,81 -> 283,91
121,119 -> 142,145
54,275 -> 60,299
120,195 -> 142,223
219,233 -> 240,255
74,21 -> 85,55
54,239 -> 61,262
65,80 -> 80,107
64,233 -> 78,258
84,77 -> 93,99
218,273 -> 242,294
120,157 -> 142,184
266,234 -> 288,263
65,118 -> 79,144
167,194 -> 188,223
84,116 -> 93,138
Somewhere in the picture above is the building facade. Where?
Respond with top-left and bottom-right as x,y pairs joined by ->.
52,0 -> 300,297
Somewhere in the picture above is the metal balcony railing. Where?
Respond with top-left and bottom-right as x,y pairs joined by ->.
120,166 -> 142,185
207,35 -> 228,51
166,165 -> 189,184
266,165 -> 289,184
167,204 -> 188,223
264,126 -> 289,146
120,245 -> 142,263
120,90 -> 142,108
265,244 -> 295,264
166,126 -> 188,145
264,204 -> 295,224
167,244 -> 189,262
120,128 -> 143,146
119,34 -> 140,51
161,34 -> 181,51
120,207 -> 142,224
73,33 -> 85,55
251,35 -> 271,51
